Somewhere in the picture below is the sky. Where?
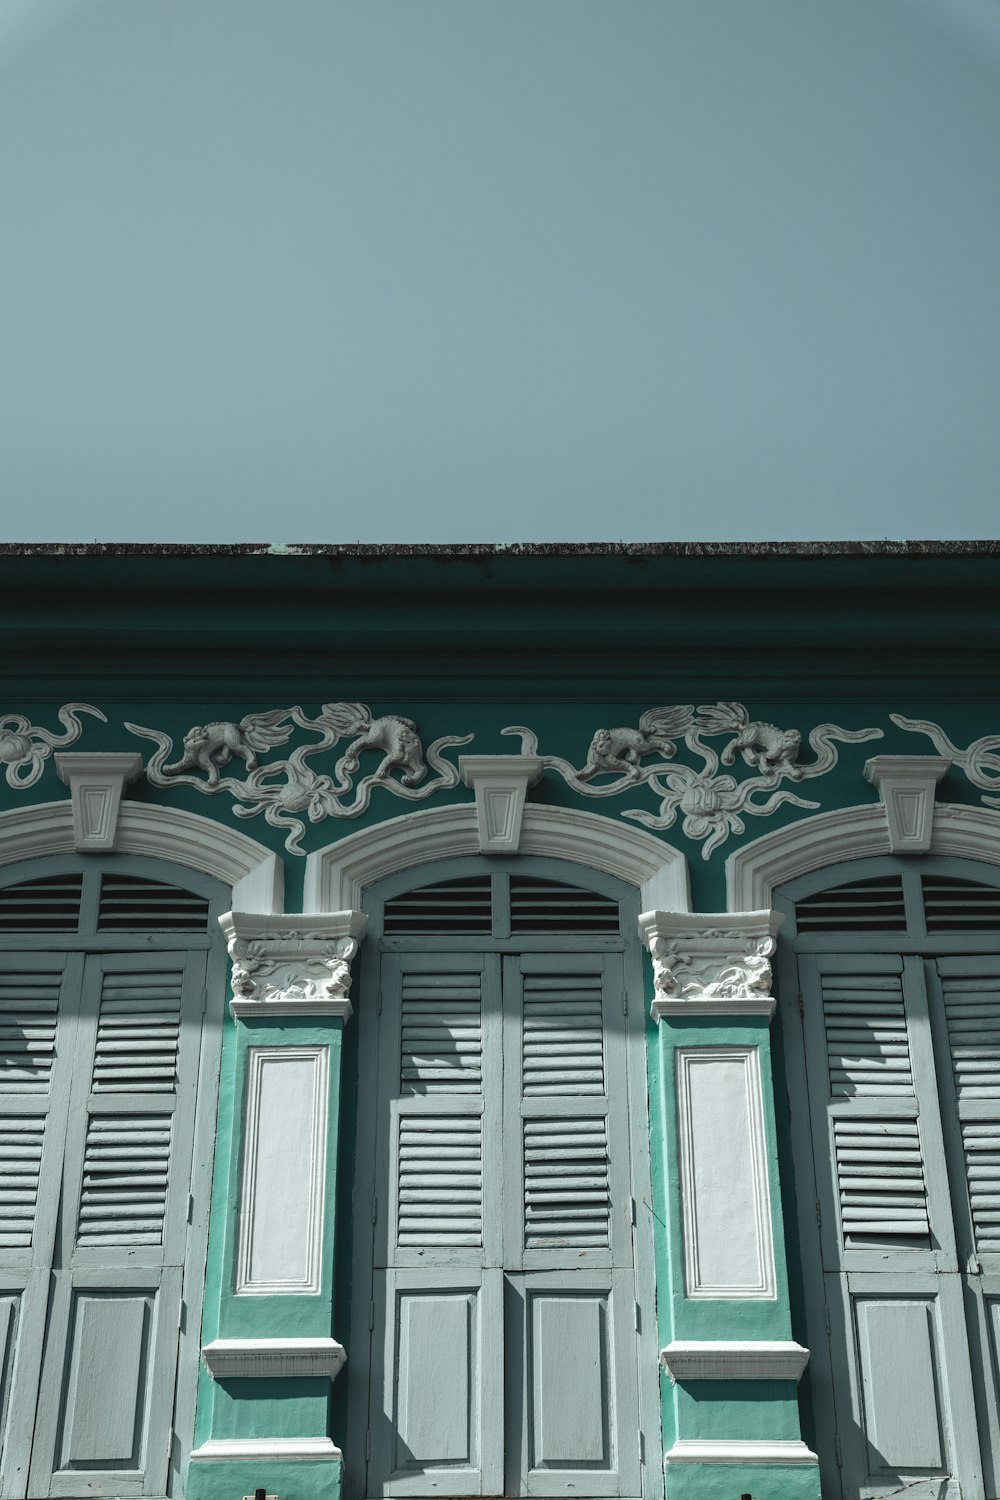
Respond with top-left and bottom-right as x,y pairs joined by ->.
1,0 -> 998,544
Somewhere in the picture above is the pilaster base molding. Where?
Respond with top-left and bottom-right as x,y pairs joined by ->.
638,909 -> 784,1020
665,1440 -> 818,1466
202,1337 -> 345,1381
660,1340 -> 810,1382
864,754 -> 950,853
189,1439 -> 342,1463
55,752 -> 143,852
459,754 -> 544,853
221,910 -> 368,1020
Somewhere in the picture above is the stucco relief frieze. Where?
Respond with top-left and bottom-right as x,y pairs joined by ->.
0,704 -> 106,788
125,703 -> 473,853
506,703 -> 882,857
892,714 -> 1000,806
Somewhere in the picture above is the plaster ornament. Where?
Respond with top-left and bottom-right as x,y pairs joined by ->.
639,910 -> 784,1019
127,704 -> 472,854
891,714 -> 1000,805
0,704 -> 107,789
504,707 -> 882,858
222,910 -> 367,1019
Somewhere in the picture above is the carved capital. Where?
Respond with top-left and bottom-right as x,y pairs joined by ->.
638,909 -> 784,1020
220,910 -> 368,1021
864,753 -> 950,853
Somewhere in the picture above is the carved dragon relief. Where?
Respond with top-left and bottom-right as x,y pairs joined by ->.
504,703 -> 883,857
125,703 -> 473,854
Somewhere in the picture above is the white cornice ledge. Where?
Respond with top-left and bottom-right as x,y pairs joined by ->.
665,1440 -> 818,1466
202,1337 -> 346,1382
189,1438 -> 342,1463
221,910 -> 368,1021
639,910 -> 784,1021
660,1341 -> 810,1382
864,754 -> 950,854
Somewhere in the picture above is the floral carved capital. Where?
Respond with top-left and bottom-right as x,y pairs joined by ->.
221,910 -> 368,1022
638,910 -> 784,1021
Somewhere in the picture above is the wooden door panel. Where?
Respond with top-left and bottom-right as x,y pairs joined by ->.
370,1268 -> 503,1497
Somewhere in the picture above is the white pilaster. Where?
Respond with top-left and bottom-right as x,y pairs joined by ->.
220,910 -> 367,1020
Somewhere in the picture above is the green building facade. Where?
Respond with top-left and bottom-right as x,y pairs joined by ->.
3,542 -> 999,1500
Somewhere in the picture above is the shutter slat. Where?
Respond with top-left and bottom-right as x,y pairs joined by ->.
396,1115 -> 483,1246
400,971 -> 483,1093
941,972 -> 1000,1104
962,1120 -> 1000,1252
821,970 -> 913,1098
77,1113 -> 173,1245
0,875 -> 84,932
97,874 -> 210,932
834,1118 -> 930,1246
796,875 -> 907,933
0,969 -> 61,1095
523,1117 -> 609,1248
0,1116 -> 44,1245
522,975 -> 604,1097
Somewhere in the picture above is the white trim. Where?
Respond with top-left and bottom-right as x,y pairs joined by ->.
728,800 -> 1000,910
230,998 -> 354,1020
652,998 -> 775,1018
665,1440 -> 818,1466
0,799 -> 282,911
235,1045 -> 329,1296
675,1045 -> 776,1300
304,802 -> 689,911
202,1337 -> 345,1381
660,1341 -> 810,1382
189,1439 -> 342,1463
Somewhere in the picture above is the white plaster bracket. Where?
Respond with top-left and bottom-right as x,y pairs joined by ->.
665,1439 -> 818,1466
864,754 -> 950,853
55,751 -> 143,852
459,754 -> 544,853
660,1340 -> 810,1382
638,909 -> 783,1020
202,1337 -> 345,1382
221,910 -> 368,1020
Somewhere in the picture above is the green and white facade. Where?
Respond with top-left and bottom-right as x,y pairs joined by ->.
3,542 -> 1000,1500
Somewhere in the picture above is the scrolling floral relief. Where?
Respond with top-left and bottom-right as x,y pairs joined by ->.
0,704 -> 107,787
504,703 -> 883,857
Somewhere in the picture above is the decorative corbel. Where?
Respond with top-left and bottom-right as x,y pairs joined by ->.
220,910 -> 368,1021
55,751 -> 144,852
638,910 -> 784,1020
459,754 -> 544,854
864,754 -> 950,853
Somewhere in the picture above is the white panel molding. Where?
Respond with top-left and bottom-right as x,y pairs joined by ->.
0,799 -> 283,911
202,1337 -> 345,1382
189,1438 -> 342,1462
727,800 -> 1000,910
304,802 -> 690,912
221,910 -> 367,1020
660,1340 -> 810,1382
665,1439 -> 818,1465
458,754 -> 544,853
675,1045 -> 777,1300
639,910 -> 783,1020
236,1045 -> 329,1296
864,755 -> 950,853
54,751 -> 143,851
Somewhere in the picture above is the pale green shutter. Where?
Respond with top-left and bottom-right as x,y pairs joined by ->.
26,950 -> 206,1499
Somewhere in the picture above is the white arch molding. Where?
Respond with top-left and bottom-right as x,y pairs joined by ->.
0,800 -> 283,912
727,801 -> 1000,911
304,803 -> 691,913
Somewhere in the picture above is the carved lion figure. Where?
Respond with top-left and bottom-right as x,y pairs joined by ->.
698,702 -> 802,779
163,709 -> 294,786
320,702 -> 428,786
578,705 -> 692,780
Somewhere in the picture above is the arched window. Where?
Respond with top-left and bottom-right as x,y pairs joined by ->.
776,856 -> 1000,1500
0,856 -> 227,1500
345,857 -> 659,1500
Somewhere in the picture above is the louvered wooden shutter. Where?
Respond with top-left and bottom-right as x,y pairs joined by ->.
799,953 -> 936,1259
931,955 -> 1000,1263
26,951 -> 206,1500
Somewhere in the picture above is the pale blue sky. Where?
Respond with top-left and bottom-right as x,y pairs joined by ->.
1,0 -> 998,542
